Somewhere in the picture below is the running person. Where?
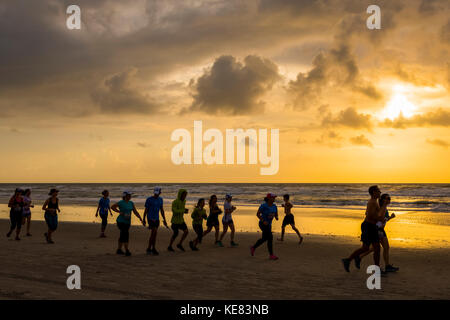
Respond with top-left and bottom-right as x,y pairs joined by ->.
189,198 -> 207,251
42,188 -> 60,244
143,187 -> 168,255
342,185 -> 389,272
22,189 -> 34,237
168,189 -> 189,252
277,194 -> 303,244
250,193 -> 279,260
7,188 -> 24,240
111,191 -> 144,256
360,194 -> 399,272
95,190 -> 113,238
218,194 -> 238,247
202,195 -> 222,245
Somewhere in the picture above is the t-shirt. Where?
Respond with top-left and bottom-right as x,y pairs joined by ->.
191,207 -> 207,225
208,205 -> 222,221
259,202 -> 277,225
98,197 -> 110,216
145,196 -> 163,221
116,200 -> 134,224
23,196 -> 32,215
223,201 -> 233,222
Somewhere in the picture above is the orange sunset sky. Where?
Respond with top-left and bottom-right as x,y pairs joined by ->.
0,0 -> 449,183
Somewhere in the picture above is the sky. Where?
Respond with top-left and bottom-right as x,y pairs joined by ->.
0,0 -> 449,183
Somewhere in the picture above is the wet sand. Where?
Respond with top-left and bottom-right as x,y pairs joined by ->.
0,219 -> 449,299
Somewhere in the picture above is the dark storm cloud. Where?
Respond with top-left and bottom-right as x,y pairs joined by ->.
0,0 -> 447,121
91,68 -> 158,114
188,55 -> 280,115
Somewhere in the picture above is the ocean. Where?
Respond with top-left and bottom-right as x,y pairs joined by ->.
1,183 -> 449,212
1,183 -> 449,247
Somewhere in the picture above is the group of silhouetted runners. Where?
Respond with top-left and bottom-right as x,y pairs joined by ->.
5,185 -> 399,271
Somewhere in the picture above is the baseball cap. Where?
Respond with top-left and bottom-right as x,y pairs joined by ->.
225,193 -> 232,199
266,193 -> 277,198
154,187 -> 162,195
123,190 -> 133,197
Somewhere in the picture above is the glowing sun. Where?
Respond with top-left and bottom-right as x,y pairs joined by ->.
382,85 -> 417,120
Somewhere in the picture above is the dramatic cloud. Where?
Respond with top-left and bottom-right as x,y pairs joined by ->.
288,44 -> 382,109
350,134 -> 373,148
426,138 -> 449,148
188,55 -> 280,115
322,107 -> 373,130
380,108 -> 450,129
91,68 -> 158,114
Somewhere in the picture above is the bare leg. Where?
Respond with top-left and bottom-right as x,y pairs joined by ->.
360,244 -> 374,259
202,226 -> 212,237
229,224 -> 235,242
214,225 -> 219,242
348,244 -> 370,261
26,216 -> 31,235
179,230 -> 188,245
219,224 -> 228,241
372,242 -> 381,266
278,226 -> 285,241
291,224 -> 303,243
381,237 -> 390,266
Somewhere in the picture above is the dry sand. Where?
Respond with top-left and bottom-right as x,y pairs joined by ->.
0,219 -> 449,300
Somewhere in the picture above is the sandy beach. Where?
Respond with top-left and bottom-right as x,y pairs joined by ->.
1,219 -> 449,300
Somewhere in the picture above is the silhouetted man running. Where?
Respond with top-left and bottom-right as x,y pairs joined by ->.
342,185 -> 389,272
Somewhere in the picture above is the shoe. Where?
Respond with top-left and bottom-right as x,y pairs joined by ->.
193,247 -> 199,251
116,249 -> 125,255
176,244 -> 185,252
189,241 -> 195,251
385,264 -> 399,272
26,233 -> 32,237
342,258 -> 350,272
216,241 -> 224,247
269,255 -> 279,260
100,234 -> 106,238
298,236 -> 303,245
168,246 -> 175,252
146,248 -> 152,255
15,236 -> 20,241
250,246 -> 255,256
230,241 -> 238,247
48,239 -> 54,244
151,248 -> 159,256
354,256 -> 361,269
125,250 -> 131,257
